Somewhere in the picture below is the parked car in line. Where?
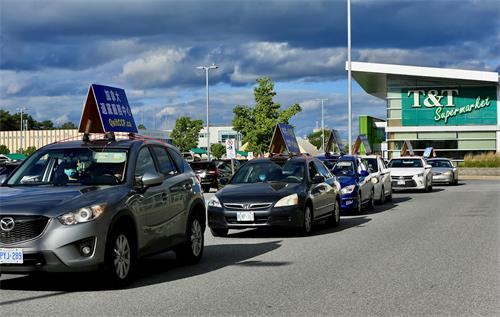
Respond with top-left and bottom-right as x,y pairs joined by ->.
189,160 -> 232,192
0,161 -> 22,184
331,155 -> 374,214
427,158 -> 458,185
361,155 -> 393,204
316,153 -> 341,170
388,156 -> 433,192
0,138 -> 206,287
207,155 -> 342,237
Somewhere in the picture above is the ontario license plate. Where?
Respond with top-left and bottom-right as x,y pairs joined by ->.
236,212 -> 254,222
0,248 -> 23,264
397,180 -> 405,185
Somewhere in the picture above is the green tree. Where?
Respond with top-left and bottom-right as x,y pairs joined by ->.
211,143 -> 226,159
0,110 -> 37,131
36,120 -> 55,130
232,78 -> 302,154
0,144 -> 10,154
171,116 -> 203,152
307,129 -> 332,150
137,124 -> 146,130
19,146 -> 37,156
60,122 -> 77,129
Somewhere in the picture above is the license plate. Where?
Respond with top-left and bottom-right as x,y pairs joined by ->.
0,248 -> 23,264
397,180 -> 405,185
236,212 -> 254,222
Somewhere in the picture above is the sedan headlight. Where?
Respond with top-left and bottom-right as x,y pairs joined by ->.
58,204 -> 106,226
371,177 -> 379,184
416,173 -> 424,177
208,195 -> 222,208
274,194 -> 299,207
341,185 -> 356,194
443,171 -> 452,176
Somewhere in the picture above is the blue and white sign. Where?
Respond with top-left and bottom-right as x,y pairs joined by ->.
91,84 -> 137,133
278,124 -> 300,154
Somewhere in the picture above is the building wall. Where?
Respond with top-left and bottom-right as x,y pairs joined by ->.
358,115 -> 386,153
197,126 -> 242,150
385,75 -> 499,159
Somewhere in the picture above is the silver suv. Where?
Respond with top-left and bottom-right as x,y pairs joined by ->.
0,138 -> 206,287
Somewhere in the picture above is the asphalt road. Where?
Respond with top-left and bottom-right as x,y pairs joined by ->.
1,180 -> 499,316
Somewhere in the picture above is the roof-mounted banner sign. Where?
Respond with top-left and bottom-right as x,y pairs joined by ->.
352,134 -> 372,155
400,140 -> 415,156
325,129 -> 345,154
423,147 -> 436,158
269,124 -> 300,154
79,84 -> 137,134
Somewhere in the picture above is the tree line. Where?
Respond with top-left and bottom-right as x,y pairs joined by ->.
0,110 -> 77,131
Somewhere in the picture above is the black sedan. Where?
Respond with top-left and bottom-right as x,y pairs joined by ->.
207,155 -> 341,236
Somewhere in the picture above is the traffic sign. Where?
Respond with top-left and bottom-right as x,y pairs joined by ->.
226,139 -> 236,159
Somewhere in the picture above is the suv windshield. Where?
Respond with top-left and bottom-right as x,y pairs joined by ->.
7,148 -> 128,186
332,161 -> 355,176
231,160 -> 305,184
389,159 -> 423,168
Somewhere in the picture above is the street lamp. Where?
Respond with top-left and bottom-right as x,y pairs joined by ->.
315,98 -> 328,153
16,107 -> 28,152
347,0 -> 353,154
196,64 -> 219,161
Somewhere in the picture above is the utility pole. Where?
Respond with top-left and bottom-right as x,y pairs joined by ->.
347,0 -> 353,154
196,64 -> 219,160
315,98 -> 328,153
17,107 -> 27,152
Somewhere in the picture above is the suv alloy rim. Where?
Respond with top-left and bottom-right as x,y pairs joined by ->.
113,234 -> 131,279
191,219 -> 203,256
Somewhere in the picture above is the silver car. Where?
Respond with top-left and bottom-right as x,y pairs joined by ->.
361,155 -> 393,204
427,158 -> 458,185
0,138 -> 206,287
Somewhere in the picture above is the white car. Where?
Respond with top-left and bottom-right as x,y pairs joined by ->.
361,155 -> 392,204
388,156 -> 433,192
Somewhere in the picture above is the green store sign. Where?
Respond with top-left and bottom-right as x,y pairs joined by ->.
402,87 -> 497,126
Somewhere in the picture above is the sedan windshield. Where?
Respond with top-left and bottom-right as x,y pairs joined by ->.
332,161 -> 355,176
389,159 -> 423,168
231,160 -> 305,184
428,160 -> 453,168
7,148 -> 128,186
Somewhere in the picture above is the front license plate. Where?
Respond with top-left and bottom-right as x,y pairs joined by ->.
236,212 -> 254,222
0,248 -> 23,264
397,180 -> 405,185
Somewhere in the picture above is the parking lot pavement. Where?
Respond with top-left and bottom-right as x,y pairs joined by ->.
1,180 -> 499,316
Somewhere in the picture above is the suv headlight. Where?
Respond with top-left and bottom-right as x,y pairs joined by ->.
208,195 -> 222,208
371,177 -> 379,184
58,204 -> 106,226
274,194 -> 299,207
341,185 -> 356,194
416,173 -> 424,177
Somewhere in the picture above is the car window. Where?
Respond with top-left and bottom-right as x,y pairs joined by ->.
314,161 -> 331,178
332,161 -> 355,176
135,147 -> 157,176
364,158 -> 378,172
308,161 -> 319,180
428,160 -> 453,168
152,146 -> 177,176
168,148 -> 190,173
389,159 -> 423,168
231,160 -> 305,184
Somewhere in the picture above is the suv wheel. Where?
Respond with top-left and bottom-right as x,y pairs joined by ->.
211,228 -> 228,237
176,215 -> 204,264
355,192 -> 363,214
377,186 -> 386,205
300,205 -> 313,236
105,228 -> 135,288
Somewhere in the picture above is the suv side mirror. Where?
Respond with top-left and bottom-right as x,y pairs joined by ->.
137,172 -> 164,190
312,175 -> 325,184
359,170 -> 369,177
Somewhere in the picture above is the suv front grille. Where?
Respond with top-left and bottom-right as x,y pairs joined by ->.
0,215 -> 50,245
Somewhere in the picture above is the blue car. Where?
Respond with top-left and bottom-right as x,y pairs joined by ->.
331,155 -> 375,214
315,153 -> 341,171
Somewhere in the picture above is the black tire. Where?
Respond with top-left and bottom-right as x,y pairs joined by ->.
386,187 -> 393,202
326,199 -> 340,227
355,192 -> 363,215
176,214 -> 205,264
210,228 -> 228,237
300,205 -> 313,236
104,227 -> 136,288
366,189 -> 375,210
376,186 -> 386,205
202,185 -> 211,193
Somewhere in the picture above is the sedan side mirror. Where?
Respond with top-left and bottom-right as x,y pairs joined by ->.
312,175 -> 325,184
219,177 -> 229,185
359,170 -> 369,177
425,164 -> 432,169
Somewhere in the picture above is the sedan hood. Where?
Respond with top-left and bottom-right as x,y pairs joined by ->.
390,168 -> 425,176
0,185 -> 128,217
218,182 -> 302,203
336,176 -> 357,188
431,167 -> 453,174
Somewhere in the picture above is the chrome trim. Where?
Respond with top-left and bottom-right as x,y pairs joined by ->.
223,203 -> 273,210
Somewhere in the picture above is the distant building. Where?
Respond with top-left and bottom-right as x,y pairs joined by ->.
196,125 -> 242,151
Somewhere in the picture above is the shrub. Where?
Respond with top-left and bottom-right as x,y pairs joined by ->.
463,152 -> 500,168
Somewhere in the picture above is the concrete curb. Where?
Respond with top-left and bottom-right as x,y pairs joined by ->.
459,168 -> 500,176
459,175 -> 500,180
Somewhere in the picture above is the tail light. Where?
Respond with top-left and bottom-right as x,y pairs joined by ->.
208,169 -> 218,176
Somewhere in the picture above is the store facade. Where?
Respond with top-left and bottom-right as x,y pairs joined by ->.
349,62 -> 499,159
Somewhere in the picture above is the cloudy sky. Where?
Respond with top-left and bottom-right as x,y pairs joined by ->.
0,0 -> 499,138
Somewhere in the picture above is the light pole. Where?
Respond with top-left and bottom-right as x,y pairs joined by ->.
347,0 -> 353,154
196,64 -> 218,160
16,107 -> 27,152
315,98 -> 328,153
